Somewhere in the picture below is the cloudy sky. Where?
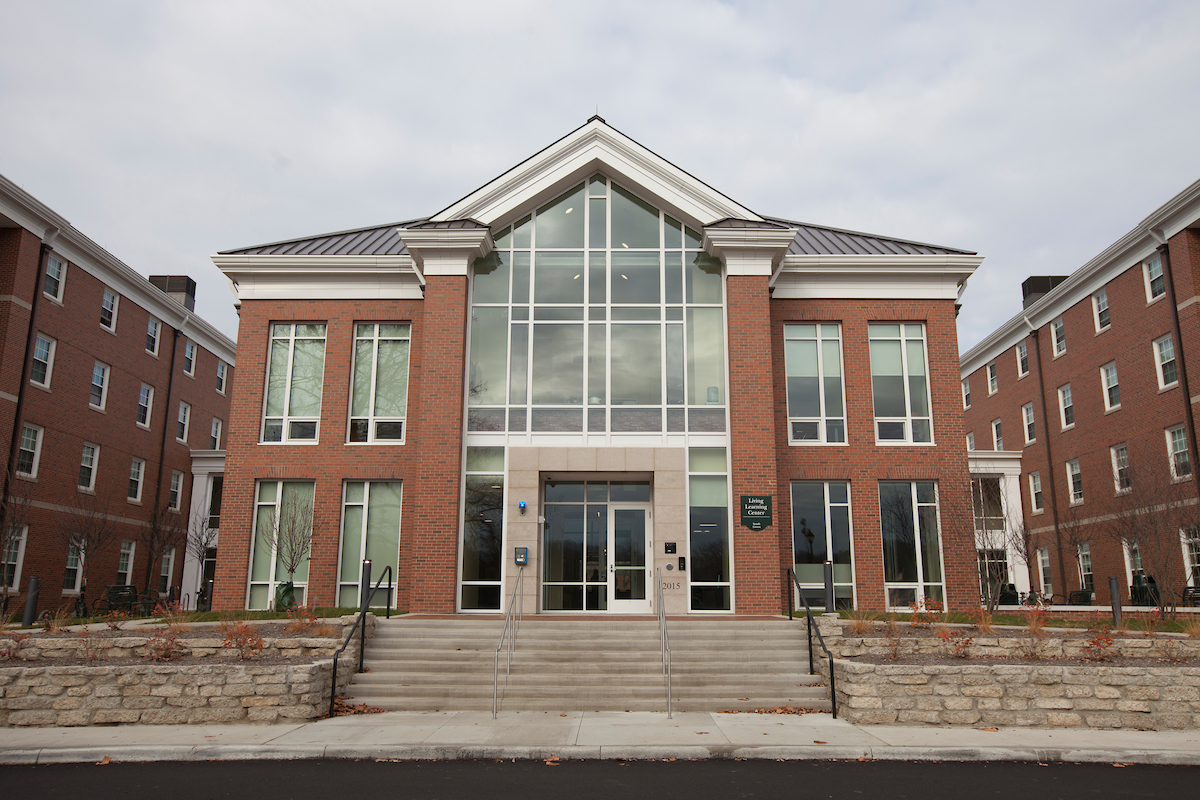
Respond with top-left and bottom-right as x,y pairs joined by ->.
2,1 -> 1198,352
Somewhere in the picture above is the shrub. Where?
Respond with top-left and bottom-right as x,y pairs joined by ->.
75,628 -> 103,662
1183,618 -> 1200,639
286,605 -> 319,634
936,627 -> 974,658
0,633 -> 29,661
142,630 -> 181,662
1083,617 -> 1115,661
908,598 -> 944,629
223,621 -> 265,660
966,609 -> 995,635
40,606 -> 72,633
103,610 -> 131,632
844,609 -> 875,636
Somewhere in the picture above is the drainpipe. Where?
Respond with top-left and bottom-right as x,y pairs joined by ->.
1,232 -> 58,554
1027,319 -> 1068,594
1152,231 -> 1200,487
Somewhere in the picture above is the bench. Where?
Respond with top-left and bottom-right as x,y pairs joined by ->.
1066,590 -> 1093,605
1181,587 -> 1200,607
92,585 -> 140,614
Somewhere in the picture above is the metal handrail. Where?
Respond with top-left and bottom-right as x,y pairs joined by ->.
786,568 -> 837,719
492,565 -> 525,718
656,567 -> 673,718
328,564 -> 393,719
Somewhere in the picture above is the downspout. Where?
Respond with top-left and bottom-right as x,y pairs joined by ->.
147,321 -> 184,589
1151,230 -> 1200,488
1027,317 -> 1068,595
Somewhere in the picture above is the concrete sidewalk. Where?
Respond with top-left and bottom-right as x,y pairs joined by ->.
2,711 -> 1199,766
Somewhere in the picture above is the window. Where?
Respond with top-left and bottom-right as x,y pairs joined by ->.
208,476 -> 224,530
1022,403 -> 1036,444
16,424 -> 43,478
128,458 -> 145,502
977,549 -> 1009,601
44,255 -> 65,301
62,545 -> 82,593
137,384 -> 154,427
1077,542 -> 1094,593
1111,444 -> 1131,493
31,334 -> 55,388
248,481 -> 315,609
1058,384 -> 1074,429
791,481 -> 854,609
966,432 -> 975,451
1052,318 -> 1066,356
986,362 -> 998,394
3,525 -> 27,592
90,361 -> 110,409
1125,540 -> 1144,588
1067,459 -> 1083,505
1167,425 -> 1191,479
100,288 -> 119,331
1029,471 -> 1043,512
210,418 -> 222,450
116,541 -> 135,585
169,471 -> 183,511
460,447 -> 505,610
338,482 -> 404,608
784,323 -> 845,443
349,323 -> 412,443
216,361 -> 228,394
183,341 -> 197,376
176,402 -> 190,443
1184,529 -> 1200,587
1093,289 -> 1110,331
970,477 -> 1004,533
159,547 -> 175,593
263,323 -> 327,442
869,323 -> 932,443
1145,255 -> 1165,301
1015,342 -> 1029,377
78,444 -> 98,491
879,481 -> 944,609
1155,335 -> 1178,389
1101,362 -> 1120,410
961,378 -> 970,409
1037,547 -> 1052,596
992,419 -> 1003,450
146,318 -> 161,355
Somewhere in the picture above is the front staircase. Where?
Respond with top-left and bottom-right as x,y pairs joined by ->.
342,616 -> 831,713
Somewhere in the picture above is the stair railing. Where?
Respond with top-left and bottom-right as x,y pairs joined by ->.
785,567 -> 838,719
328,562 -> 393,719
656,567 -> 673,719
492,564 -> 525,719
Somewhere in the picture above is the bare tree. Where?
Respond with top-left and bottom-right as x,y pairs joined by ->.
264,490 -> 313,608
138,504 -> 188,593
971,475 -> 1031,612
58,495 -> 121,613
0,476 -> 34,616
184,504 -> 219,605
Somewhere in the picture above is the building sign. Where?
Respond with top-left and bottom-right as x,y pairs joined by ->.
740,495 -> 772,530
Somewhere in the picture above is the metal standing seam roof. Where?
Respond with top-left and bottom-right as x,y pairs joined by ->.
218,219 -> 425,256
764,217 -> 976,256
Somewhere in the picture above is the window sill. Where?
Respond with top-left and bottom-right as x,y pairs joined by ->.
874,441 -> 937,447
1159,383 -> 1179,394
30,382 -> 50,393
61,590 -> 80,597
43,294 -> 64,307
1173,476 -> 1192,484
1017,372 -> 1029,381
1061,424 -> 1074,432
145,350 -> 160,359
77,487 -> 95,495
1147,294 -> 1166,308
15,474 -> 36,483
1053,351 -> 1067,360
345,440 -> 408,446
1095,326 -> 1110,336
89,405 -> 106,414
1024,440 -> 1036,447
101,326 -> 117,336
1069,500 -> 1084,507
183,372 -> 195,380
1031,509 -> 1045,516
176,438 -> 189,445
788,440 -> 849,447
258,440 -> 321,446
137,422 -> 151,431
1104,406 -> 1121,415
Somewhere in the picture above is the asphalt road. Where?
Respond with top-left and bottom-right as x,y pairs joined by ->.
3,759 -> 1197,799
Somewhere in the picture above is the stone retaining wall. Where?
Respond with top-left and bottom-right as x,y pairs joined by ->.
828,660 -> 1200,729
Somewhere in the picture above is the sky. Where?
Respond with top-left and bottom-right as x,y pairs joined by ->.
1,1 -> 1198,353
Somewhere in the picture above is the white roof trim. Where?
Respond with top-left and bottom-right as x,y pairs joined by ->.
968,450 -> 1024,476
431,119 -> 761,227
212,254 -> 423,301
772,254 -> 982,301
960,177 -> 1200,377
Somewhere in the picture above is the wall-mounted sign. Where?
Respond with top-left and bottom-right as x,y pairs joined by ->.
740,495 -> 772,530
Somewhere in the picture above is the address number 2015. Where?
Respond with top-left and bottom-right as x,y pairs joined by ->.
661,581 -> 682,591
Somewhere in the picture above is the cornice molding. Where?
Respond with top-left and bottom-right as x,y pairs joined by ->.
703,226 -> 798,276
396,227 -> 493,276
211,254 -> 423,301
772,254 -> 981,300
968,450 -> 1024,476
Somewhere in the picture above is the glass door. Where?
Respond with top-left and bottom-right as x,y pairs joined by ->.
609,506 -> 651,613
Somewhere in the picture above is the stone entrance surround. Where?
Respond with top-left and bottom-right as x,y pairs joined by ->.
503,447 -> 690,615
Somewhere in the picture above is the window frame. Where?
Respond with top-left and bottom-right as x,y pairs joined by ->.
1110,443 -> 1131,494
868,323 -> 933,445
966,431 -> 975,451
1015,341 -> 1029,378
1067,458 -> 1084,505
991,419 -> 1003,451
1037,546 -> 1052,596
1077,542 -> 1094,593
146,317 -> 161,356
790,481 -> 855,609
1101,362 -> 1120,411
783,323 -> 847,445
210,417 -> 222,450
1092,289 -> 1110,332
337,481 -> 405,609
879,480 -> 945,611
249,480 -> 315,609
1182,528 -> 1200,588
176,401 -> 191,444
1144,255 -> 1166,302
30,333 -> 55,389
1029,471 -> 1043,513
78,443 -> 99,491
44,255 -> 66,302
1051,318 -> 1066,356
137,384 -> 154,428
62,544 -> 82,595
216,361 -> 228,395
1058,384 -> 1074,430
89,361 -> 110,410
1154,334 -> 1178,390
168,471 -> 184,512
159,546 -> 176,594
961,378 -> 970,409
100,288 -> 119,332
183,341 -> 197,377
1022,403 -> 1035,445
986,362 -> 998,395
348,322 -> 412,445
2,525 -> 27,592
262,322 -> 328,444
15,424 -> 43,478
116,540 -> 135,586
1167,425 -> 1192,480
128,458 -> 145,503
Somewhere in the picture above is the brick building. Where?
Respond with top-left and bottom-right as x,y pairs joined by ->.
211,118 -> 982,615
1,173 -> 235,617
960,178 -> 1200,608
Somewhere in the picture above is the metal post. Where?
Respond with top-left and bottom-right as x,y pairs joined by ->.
1109,576 -> 1123,629
21,577 -> 39,626
823,561 -> 835,613
359,560 -> 371,672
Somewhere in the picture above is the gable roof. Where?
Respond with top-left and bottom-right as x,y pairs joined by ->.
219,219 -> 421,256
766,217 -> 975,256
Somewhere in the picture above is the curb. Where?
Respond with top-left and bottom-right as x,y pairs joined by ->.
4,744 -> 1200,766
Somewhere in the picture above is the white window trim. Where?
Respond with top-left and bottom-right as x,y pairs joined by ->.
1110,443 -> 1131,495
63,544 -> 82,595
44,255 -> 66,302
1092,289 -> 1110,332
961,378 -> 970,409
1101,362 -> 1120,411
870,324 -> 934,445
216,361 -> 228,395
146,317 -> 161,356
1058,384 -> 1074,430
100,288 -> 120,333
137,384 -> 154,429
1181,528 -> 1200,588
177,402 -> 191,444
986,362 -> 998,395
1077,542 -> 1094,593
1015,342 -> 1029,378
1067,459 -> 1084,505
783,323 -> 847,446
3,525 -> 28,592
211,417 -> 222,450
966,432 -> 975,451
249,480 -> 315,609
262,323 -> 327,444
128,458 -> 145,503
1144,256 -> 1166,303
90,361 -> 110,411
991,419 -> 1003,451
1022,403 -> 1035,445
16,424 -> 43,479
1037,546 -> 1052,595
78,443 -> 99,492
30,333 -> 55,389
347,323 -> 413,446
183,341 -> 197,377
1051,318 -> 1066,356
881,481 -> 945,611
159,546 -> 176,593
116,540 -> 136,585
169,471 -> 184,512
1154,334 -> 1178,390
1028,471 -> 1044,514
1167,425 -> 1192,481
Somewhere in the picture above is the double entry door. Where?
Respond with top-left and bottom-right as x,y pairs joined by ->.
542,480 -> 652,613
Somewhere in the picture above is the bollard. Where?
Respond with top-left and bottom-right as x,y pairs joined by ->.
22,576 -> 39,626
823,561 -> 835,613
1109,576 -> 1122,629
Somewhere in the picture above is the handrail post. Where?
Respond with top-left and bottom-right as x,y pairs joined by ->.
359,559 -> 372,673
493,564 -> 525,719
